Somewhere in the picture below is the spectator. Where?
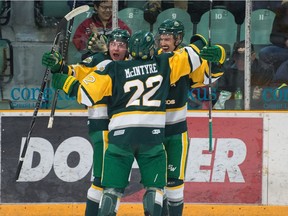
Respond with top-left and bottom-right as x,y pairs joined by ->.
217,40 -> 274,109
72,0 -> 131,59
259,1 -> 288,83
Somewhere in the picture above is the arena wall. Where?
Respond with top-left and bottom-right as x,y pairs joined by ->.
1,110 -> 288,215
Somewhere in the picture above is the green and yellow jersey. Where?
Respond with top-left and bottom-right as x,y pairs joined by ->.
74,46 -> 203,145
63,52 -> 112,132
158,35 -> 224,136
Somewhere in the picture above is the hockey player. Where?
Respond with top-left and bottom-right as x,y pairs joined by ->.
47,30 -> 225,215
156,19 -> 225,215
42,28 -> 130,216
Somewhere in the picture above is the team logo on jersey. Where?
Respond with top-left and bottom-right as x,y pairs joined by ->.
113,129 -> 125,136
82,56 -> 93,64
168,164 -> 177,172
166,100 -> 176,105
98,66 -> 105,71
152,129 -> 161,135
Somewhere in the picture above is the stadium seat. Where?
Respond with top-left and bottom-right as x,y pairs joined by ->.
118,8 -> 150,34
42,1 -> 71,18
240,9 -> 275,56
196,8 -> 237,58
240,9 -> 275,45
35,1 -> 75,27
152,8 -> 193,45
67,6 -> 94,64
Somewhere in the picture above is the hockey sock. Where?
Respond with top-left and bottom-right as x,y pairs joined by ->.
85,178 -> 103,216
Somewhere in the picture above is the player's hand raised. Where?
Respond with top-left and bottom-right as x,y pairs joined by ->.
200,45 -> 226,64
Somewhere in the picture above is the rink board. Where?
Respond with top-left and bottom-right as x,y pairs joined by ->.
1,110 -> 288,215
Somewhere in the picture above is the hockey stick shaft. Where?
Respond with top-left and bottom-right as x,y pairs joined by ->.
47,1 -> 77,128
15,32 -> 61,181
208,0 -> 213,152
15,5 -> 90,181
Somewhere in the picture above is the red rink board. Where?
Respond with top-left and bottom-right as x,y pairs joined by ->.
185,117 -> 263,203
122,117 -> 263,204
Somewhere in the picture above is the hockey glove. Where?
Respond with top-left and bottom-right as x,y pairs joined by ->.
42,51 -> 63,73
87,33 -> 108,53
52,73 -> 77,95
199,45 -> 226,64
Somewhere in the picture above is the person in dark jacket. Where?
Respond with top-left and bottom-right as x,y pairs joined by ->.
217,40 -> 274,109
259,1 -> 288,82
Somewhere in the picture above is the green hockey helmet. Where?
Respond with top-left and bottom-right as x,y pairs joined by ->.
108,28 -> 130,44
158,19 -> 185,37
157,19 -> 185,47
128,30 -> 155,60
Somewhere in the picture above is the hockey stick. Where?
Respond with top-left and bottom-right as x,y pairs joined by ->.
208,0 -> 213,152
47,0 -> 77,128
15,5 -> 90,181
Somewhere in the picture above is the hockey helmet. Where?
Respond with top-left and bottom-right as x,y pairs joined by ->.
108,28 -> 130,44
158,19 -> 185,37
128,30 -> 155,60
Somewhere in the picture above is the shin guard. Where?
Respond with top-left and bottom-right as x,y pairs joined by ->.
143,188 -> 164,216
98,188 -> 123,216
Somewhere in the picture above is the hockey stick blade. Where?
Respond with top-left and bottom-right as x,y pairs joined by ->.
47,116 -> 54,128
56,5 -> 90,33
65,5 -> 90,22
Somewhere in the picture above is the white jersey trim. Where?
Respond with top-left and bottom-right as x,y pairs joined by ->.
88,106 -> 108,119
96,59 -> 113,71
204,74 -> 221,85
165,105 -> 187,125
79,88 -> 93,107
109,112 -> 166,131
185,46 -> 201,70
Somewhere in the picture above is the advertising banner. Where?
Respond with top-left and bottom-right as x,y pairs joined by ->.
184,117 -> 263,203
1,115 -> 263,204
1,116 -> 92,203
122,117 -> 263,204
